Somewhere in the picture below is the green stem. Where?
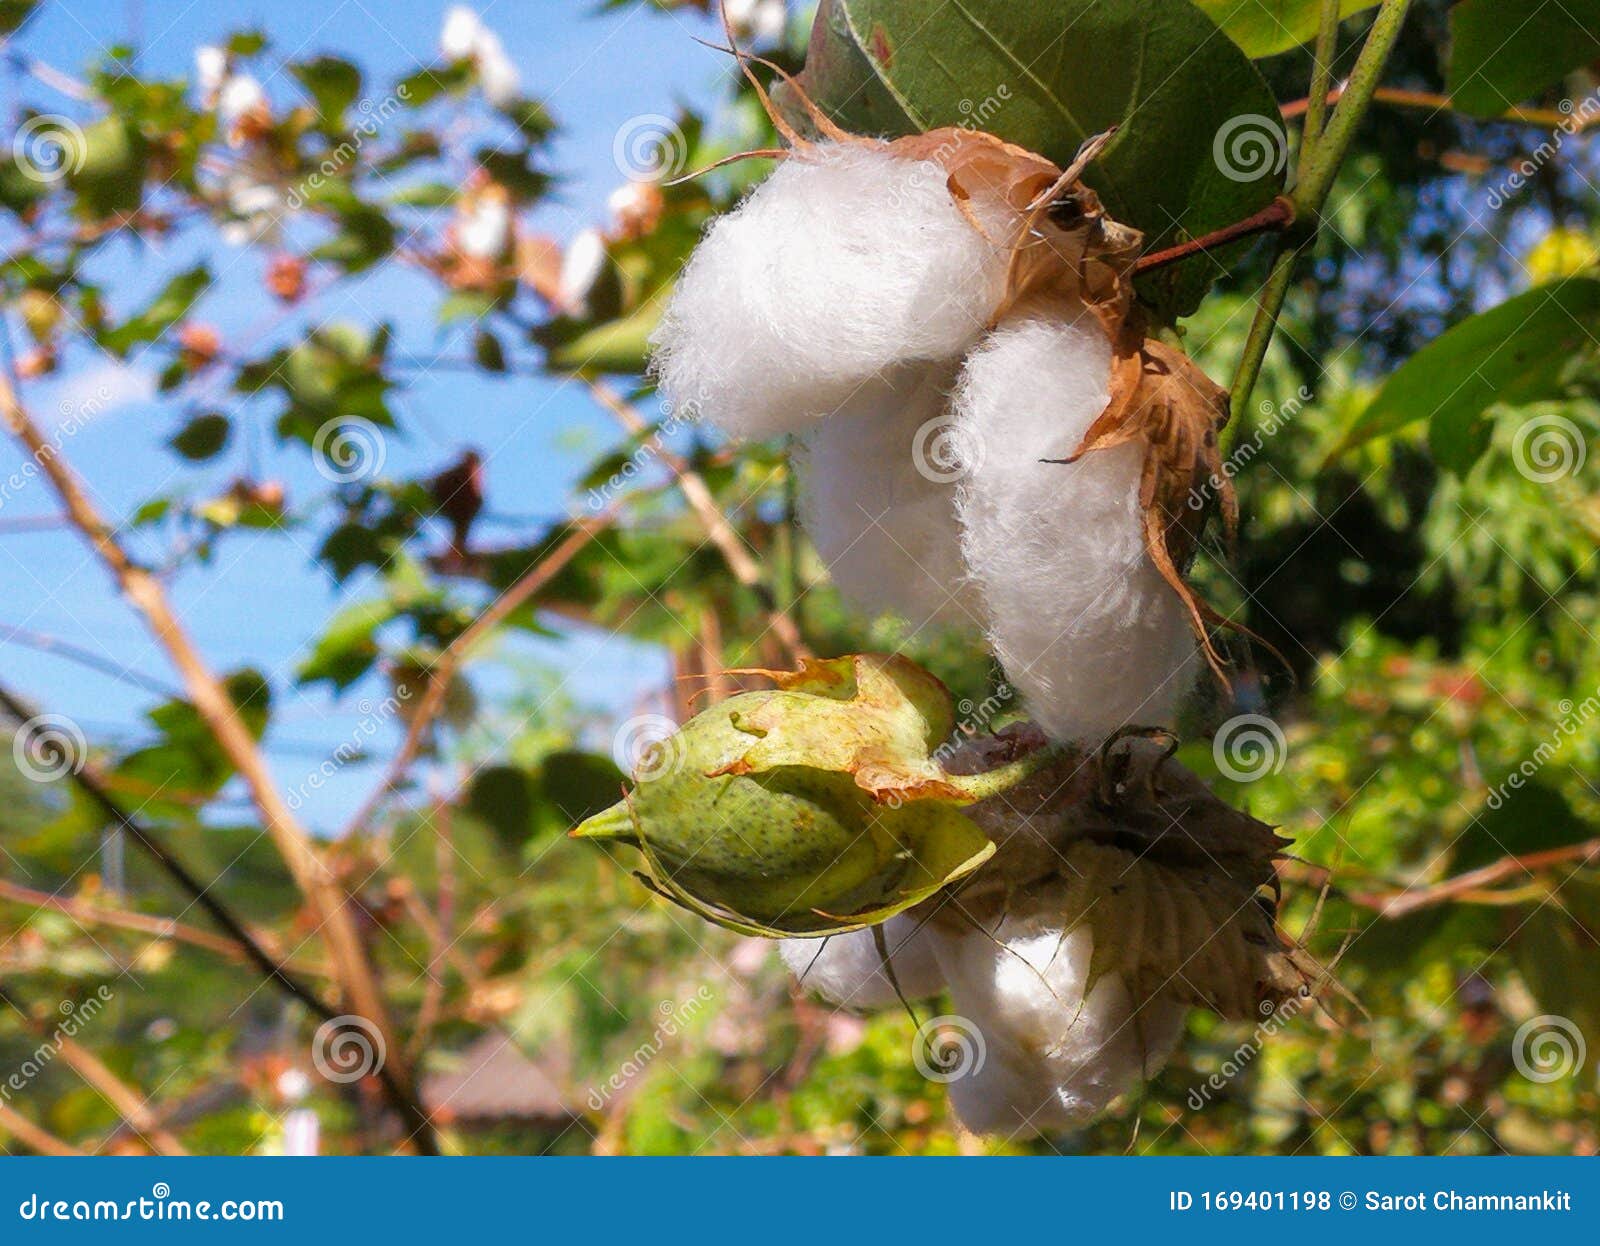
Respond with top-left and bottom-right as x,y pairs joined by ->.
945,745 -> 1065,802
1229,0 -> 1414,425
1300,0 -> 1343,155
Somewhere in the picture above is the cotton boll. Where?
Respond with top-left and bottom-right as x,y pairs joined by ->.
194,46 -> 228,105
651,143 -> 1011,439
930,904 -> 1187,1136
781,915 -> 944,1008
440,6 -> 484,60
218,74 -> 267,133
796,361 -> 982,630
474,33 -> 521,107
953,305 -> 1198,742
724,0 -> 788,45
558,228 -> 610,317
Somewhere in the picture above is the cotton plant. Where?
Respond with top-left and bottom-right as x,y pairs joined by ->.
572,2 -> 1416,1138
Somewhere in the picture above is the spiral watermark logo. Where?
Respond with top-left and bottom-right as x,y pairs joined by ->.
911,417 -> 983,483
612,114 -> 688,181
913,1014 -> 987,1083
1511,413 -> 1587,483
1212,713 -> 1287,782
1213,113 -> 1288,182
612,713 -> 684,782
13,115 -> 87,183
311,416 -> 387,483
311,1014 -> 386,1083
151,1182 -> 171,1200
1512,1014 -> 1586,1083
11,714 -> 87,783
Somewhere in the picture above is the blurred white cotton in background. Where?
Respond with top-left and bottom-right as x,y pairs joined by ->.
796,361 -> 980,630
953,303 -> 1198,742
651,143 -> 1009,439
781,915 -> 944,1007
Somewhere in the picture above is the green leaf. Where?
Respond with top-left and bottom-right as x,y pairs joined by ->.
1448,0 -> 1600,118
291,55 -> 363,127
310,205 -> 396,272
296,597 -> 396,689
99,264 -> 210,355
1454,776 -> 1590,874
1192,1 -> 1377,60
0,1 -> 39,38
67,115 -> 148,219
169,411 -> 231,461
1331,277 -> 1600,473
474,328 -> 507,373
796,0 -> 1283,314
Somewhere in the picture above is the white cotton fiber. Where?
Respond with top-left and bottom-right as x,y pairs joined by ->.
781,915 -> 944,1008
930,903 -> 1187,1136
953,304 -> 1198,742
795,361 -> 982,630
650,143 -> 1010,439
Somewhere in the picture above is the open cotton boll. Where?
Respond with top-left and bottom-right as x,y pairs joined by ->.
781,915 -> 944,1008
650,143 -> 1011,439
929,905 -> 1187,1136
796,361 -> 981,630
953,305 -> 1198,742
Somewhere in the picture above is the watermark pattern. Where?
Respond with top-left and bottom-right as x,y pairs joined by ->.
1511,1014 -> 1586,1083
1485,686 -> 1598,809
912,1013 -> 986,1083
1212,113 -> 1288,183
1186,987 -> 1312,1109
3,987 -> 114,1103
10,713 -> 87,783
586,986 -> 713,1111
13,115 -> 87,183
611,713 -> 684,782
17,1183 -> 284,1223
311,416 -> 387,483
284,689 -> 412,811
911,415 -> 983,483
586,394 -> 703,511
284,85 -> 412,211
1510,412 -> 1587,483
612,114 -> 689,181
1212,713 -> 1287,782
1188,387 -> 1311,512
1485,90 -> 1600,209
311,1014 -> 386,1083
884,84 -> 1013,209
0,387 -> 114,514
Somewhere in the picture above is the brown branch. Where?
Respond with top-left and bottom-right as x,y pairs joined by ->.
0,879 -> 328,978
1349,837 -> 1600,919
0,370 -> 436,1154
587,379 -> 811,663
1282,83 -> 1600,133
341,509 -> 618,840
1132,196 -> 1296,276
0,983 -> 187,1155
0,1102 -> 84,1156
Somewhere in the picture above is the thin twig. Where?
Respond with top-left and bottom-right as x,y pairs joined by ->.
0,1101 -> 84,1156
1283,84 -> 1600,134
0,983 -> 187,1156
587,379 -> 810,663
0,364 -> 436,1152
1132,197 -> 1295,275
1349,837 -> 1600,919
341,509 -> 617,840
0,878 -> 328,978
0,623 -> 180,697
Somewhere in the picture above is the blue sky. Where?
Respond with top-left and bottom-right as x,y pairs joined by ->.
0,0 -> 738,831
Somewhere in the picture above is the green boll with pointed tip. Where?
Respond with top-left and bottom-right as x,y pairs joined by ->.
572,654 -> 1008,937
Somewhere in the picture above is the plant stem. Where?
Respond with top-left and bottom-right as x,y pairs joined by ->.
1132,197 -> 1295,276
1229,0 -> 1415,424
1300,0 -> 1344,154
945,745 -> 1064,802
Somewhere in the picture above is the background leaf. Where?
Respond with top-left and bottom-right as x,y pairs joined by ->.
1193,0 -> 1378,60
1448,0 -> 1600,117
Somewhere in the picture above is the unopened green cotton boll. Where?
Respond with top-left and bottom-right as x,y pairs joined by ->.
572,655 -> 997,937
953,302 -> 1198,742
781,914 -> 945,1008
796,361 -> 981,631
930,895 -> 1187,1135
650,143 -> 1011,439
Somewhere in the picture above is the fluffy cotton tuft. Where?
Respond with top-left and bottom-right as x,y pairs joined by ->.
651,143 -> 1010,439
953,304 -> 1198,742
781,915 -> 944,1008
930,902 -> 1187,1136
795,361 -> 981,630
